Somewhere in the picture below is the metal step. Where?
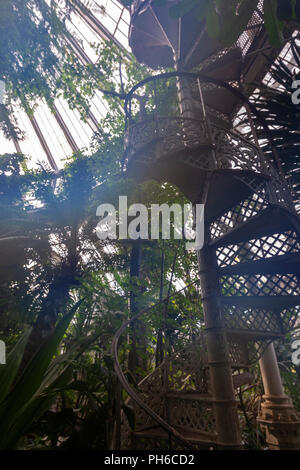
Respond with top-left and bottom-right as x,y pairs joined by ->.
221,295 -> 300,310
226,328 -> 284,341
219,253 -> 300,277
128,152 -> 270,223
166,392 -> 214,402
202,88 -> 241,116
210,206 -> 299,249
204,170 -> 270,223
232,372 -> 254,388
199,48 -> 243,82
132,425 -> 217,447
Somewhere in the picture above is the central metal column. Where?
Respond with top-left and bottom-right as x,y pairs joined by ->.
198,244 -> 242,449
174,55 -> 242,448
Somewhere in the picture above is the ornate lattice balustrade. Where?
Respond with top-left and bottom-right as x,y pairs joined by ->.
123,72 -> 295,213
114,276 -> 261,450
126,116 -> 263,171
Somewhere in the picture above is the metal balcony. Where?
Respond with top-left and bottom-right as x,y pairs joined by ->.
122,72 -> 294,214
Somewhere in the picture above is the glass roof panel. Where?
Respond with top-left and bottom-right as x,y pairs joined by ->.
0,0 -> 129,169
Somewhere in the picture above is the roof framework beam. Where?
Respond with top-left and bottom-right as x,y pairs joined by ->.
70,0 -> 130,55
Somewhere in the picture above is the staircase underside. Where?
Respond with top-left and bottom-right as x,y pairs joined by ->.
119,153 -> 300,447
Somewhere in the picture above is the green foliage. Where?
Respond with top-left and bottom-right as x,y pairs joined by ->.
0,328 -> 31,404
0,0 -> 65,137
1,0 -> 299,451
0,300 -> 81,449
0,147 -> 202,448
0,2 -> 148,141
264,0 -> 284,48
276,335 -> 300,412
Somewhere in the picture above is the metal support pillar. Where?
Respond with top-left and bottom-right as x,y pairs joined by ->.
197,244 -> 242,449
258,342 -> 300,449
175,62 -> 241,447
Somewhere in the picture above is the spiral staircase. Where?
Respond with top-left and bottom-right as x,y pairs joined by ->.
112,0 -> 300,450
118,334 -> 258,450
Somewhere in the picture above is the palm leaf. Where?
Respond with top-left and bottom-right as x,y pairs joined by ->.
0,299 -> 83,449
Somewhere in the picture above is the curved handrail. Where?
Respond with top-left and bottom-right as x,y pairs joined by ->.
125,71 -> 260,122
111,280 -> 201,450
125,114 -> 263,156
123,71 -> 287,180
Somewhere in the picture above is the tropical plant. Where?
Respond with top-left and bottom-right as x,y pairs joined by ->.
245,35 -> 300,207
0,300 -> 83,449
